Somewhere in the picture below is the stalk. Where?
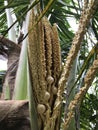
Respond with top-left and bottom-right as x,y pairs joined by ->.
4,0 -> 16,42
63,58 -> 98,130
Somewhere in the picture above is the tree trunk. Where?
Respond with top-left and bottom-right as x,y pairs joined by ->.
0,100 -> 30,130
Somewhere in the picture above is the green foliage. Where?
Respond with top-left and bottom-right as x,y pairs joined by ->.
80,93 -> 98,130
13,39 -> 28,100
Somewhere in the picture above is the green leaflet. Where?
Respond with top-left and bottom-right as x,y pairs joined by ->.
13,38 -> 28,100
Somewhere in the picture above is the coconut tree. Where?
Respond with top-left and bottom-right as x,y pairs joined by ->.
0,0 -> 98,130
